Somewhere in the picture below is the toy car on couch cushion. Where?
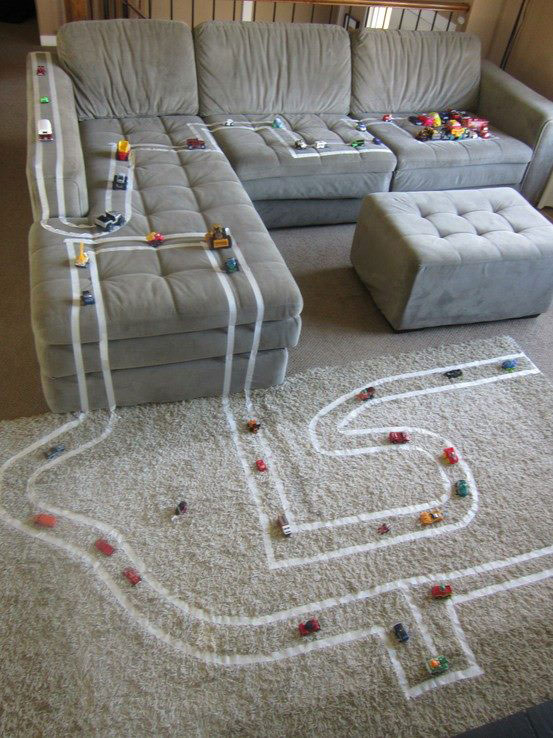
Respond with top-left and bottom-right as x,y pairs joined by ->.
205,224 -> 232,249
113,173 -> 128,190
294,139 -> 307,150
95,211 -> 125,231
186,138 -> 206,149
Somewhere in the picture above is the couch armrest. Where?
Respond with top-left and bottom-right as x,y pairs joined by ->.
26,51 -> 88,221
478,60 -> 553,204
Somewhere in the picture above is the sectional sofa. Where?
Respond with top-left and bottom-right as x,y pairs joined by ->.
26,19 -> 553,412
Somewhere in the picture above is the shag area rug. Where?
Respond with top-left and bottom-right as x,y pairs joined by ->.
1,335 -> 552,737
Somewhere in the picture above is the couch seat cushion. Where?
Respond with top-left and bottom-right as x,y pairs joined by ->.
364,116 -> 532,192
203,114 -> 397,200
30,114 -> 303,351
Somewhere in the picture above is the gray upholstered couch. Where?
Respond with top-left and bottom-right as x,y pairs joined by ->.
26,19 -> 553,412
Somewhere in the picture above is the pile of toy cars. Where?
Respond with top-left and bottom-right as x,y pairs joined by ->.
409,110 -> 490,142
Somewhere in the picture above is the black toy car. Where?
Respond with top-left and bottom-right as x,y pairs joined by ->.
81,290 -> 95,306
113,174 -> 128,190
444,369 -> 463,379
94,211 -> 125,231
45,444 -> 65,460
393,623 -> 409,642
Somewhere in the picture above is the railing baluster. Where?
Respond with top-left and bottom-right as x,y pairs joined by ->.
446,10 -> 452,30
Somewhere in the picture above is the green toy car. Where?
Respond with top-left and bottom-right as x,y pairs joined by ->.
350,139 -> 365,149
455,480 -> 469,497
426,656 -> 449,675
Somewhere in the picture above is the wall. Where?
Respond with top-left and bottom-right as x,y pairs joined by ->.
504,0 -> 553,100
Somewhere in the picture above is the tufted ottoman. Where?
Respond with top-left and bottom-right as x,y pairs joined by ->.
350,188 -> 553,330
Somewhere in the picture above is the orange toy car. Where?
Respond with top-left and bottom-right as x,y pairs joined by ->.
34,513 -> 57,528
116,139 -> 130,161
420,509 -> 444,525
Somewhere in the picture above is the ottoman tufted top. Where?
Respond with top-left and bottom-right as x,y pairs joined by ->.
365,188 -> 553,265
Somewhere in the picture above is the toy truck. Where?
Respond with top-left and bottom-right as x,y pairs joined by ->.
277,514 -> 291,537
75,242 -> 89,268
37,119 -> 53,141
95,211 -> 125,231
113,173 -> 128,190
205,224 -> 232,249
431,583 -> 452,599
186,138 -> 206,149
116,139 -> 130,161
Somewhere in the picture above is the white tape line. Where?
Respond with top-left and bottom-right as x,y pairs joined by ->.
45,52 -> 66,220
445,599 -> 481,670
204,249 -> 236,398
30,52 -> 50,221
66,241 -> 90,413
454,567 -> 553,605
105,142 -> 116,213
88,252 -> 116,410
399,584 -> 436,653
189,124 -> 224,154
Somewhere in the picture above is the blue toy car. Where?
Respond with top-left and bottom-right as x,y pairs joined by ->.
501,359 -> 518,372
45,444 -> 65,460
356,121 -> 367,132
272,116 -> 285,129
225,257 -> 239,274
393,623 -> 409,642
113,174 -> 128,190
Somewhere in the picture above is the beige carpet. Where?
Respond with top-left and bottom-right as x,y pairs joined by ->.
1,335 -> 552,737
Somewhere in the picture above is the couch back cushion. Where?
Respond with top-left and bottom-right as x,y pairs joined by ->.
194,21 -> 351,115
57,20 -> 198,119
351,30 -> 481,116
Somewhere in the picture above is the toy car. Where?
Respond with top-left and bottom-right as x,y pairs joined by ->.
45,443 -> 65,460
455,479 -> 469,497
34,513 -> 57,528
356,121 -> 367,131
389,431 -> 409,444
351,139 -> 365,148
36,65 -> 46,76
247,419 -> 261,433
113,173 -> 128,190
205,224 -> 232,249
443,447 -> 459,464
382,114 -> 392,122
37,119 -> 53,141
40,96 -> 49,104
225,257 -> 239,274
357,386 -> 375,401
146,231 -> 165,246
172,500 -> 188,521
313,140 -> 327,149
420,508 -> 444,525
372,137 -> 383,145
431,583 -> 452,599
81,290 -> 95,306
444,368 -> 463,379
256,459 -> 267,472
393,622 -> 409,642
294,139 -> 307,150
95,538 -> 116,556
116,139 -> 130,161
501,359 -> 518,372
278,513 -> 291,537
272,116 -> 285,129
223,119 -> 234,126
186,137 -> 206,149
377,523 -> 390,535
95,211 -> 125,231
426,656 -> 449,675
123,568 -> 141,586
299,618 -> 320,636
75,242 -> 89,268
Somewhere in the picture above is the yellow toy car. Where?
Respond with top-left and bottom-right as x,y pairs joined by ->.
205,224 -> 232,249
420,509 -> 444,525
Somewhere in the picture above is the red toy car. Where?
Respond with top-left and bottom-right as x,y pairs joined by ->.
33,513 -> 56,528
256,459 -> 267,472
382,114 -> 392,121
443,447 -> 459,464
357,386 -> 376,401
36,65 -> 46,76
432,583 -> 453,599
389,431 -> 410,444
146,231 -> 165,246
95,538 -> 116,556
299,618 -> 320,636
377,523 -> 390,535
247,419 -> 261,433
186,138 -> 206,149
123,568 -> 141,586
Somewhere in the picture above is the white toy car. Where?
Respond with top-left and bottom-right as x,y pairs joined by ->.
37,119 -> 53,141
95,211 -> 125,232
313,140 -> 327,149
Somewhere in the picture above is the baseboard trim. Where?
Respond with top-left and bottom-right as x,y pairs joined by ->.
40,35 -> 57,47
